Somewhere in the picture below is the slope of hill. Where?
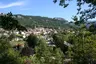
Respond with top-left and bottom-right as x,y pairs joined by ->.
13,14 -> 72,29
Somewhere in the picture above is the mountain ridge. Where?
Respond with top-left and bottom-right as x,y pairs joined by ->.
12,14 -> 72,29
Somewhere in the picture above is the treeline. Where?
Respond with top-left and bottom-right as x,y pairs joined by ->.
14,14 -> 72,29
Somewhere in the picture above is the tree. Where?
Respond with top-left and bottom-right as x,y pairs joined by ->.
72,16 -> 85,25
26,34 -> 39,48
35,38 -> 64,64
0,14 -> 19,30
0,12 -> 27,31
0,39 -> 23,64
7,12 -> 13,16
88,24 -> 96,33
20,47 -> 34,56
17,24 -> 27,31
52,33 -> 68,54
53,0 -> 96,20
66,31 -> 96,64
8,33 -> 16,41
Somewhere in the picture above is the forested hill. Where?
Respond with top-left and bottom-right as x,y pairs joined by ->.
13,14 -> 72,29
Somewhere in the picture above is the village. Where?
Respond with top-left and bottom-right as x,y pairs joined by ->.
0,27 -> 75,49
0,27 -> 59,47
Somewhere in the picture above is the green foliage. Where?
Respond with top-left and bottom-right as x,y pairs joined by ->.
17,24 -> 27,31
20,47 -> 34,56
72,16 -> 85,25
35,38 -> 64,64
54,0 -> 96,20
66,31 -> 96,64
0,39 -> 24,64
7,12 -> 13,16
8,33 -> 16,41
26,34 -> 39,48
52,33 -> 68,53
15,15 -> 71,29
0,12 -> 26,31
0,15 -> 19,30
88,24 -> 96,33
52,30 -> 96,64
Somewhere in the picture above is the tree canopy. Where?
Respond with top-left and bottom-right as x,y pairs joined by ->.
0,12 -> 27,31
0,13 -> 19,30
54,0 -> 96,20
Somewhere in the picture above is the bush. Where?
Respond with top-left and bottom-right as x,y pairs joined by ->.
26,34 -> 39,48
0,39 -> 24,64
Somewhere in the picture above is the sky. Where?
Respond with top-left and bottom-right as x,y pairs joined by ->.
0,0 -> 86,21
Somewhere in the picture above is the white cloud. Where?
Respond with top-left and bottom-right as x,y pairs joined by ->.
0,1 -> 25,9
